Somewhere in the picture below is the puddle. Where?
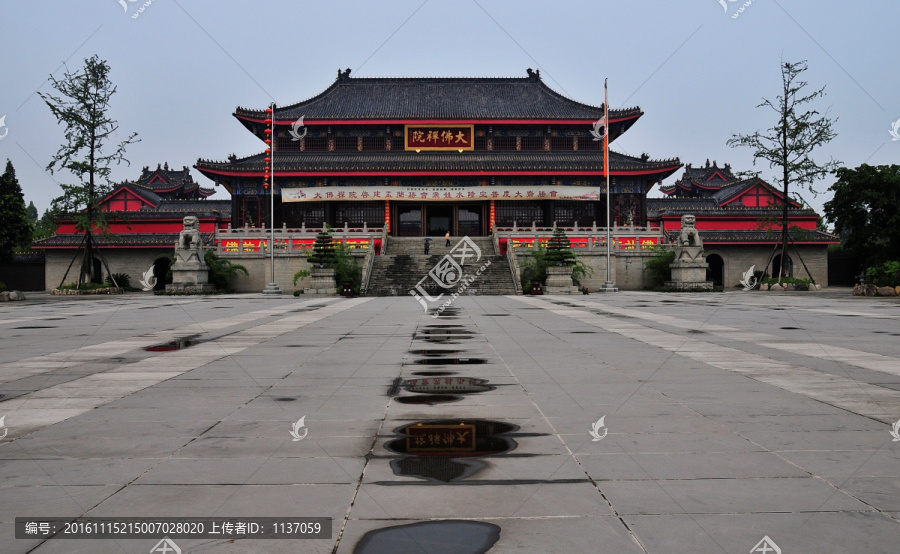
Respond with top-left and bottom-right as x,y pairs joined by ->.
12,326 -> 57,329
385,419 -> 519,483
144,335 -> 201,352
780,326 -> 802,330
416,329 -> 473,337
687,329 -> 706,334
570,331 -> 597,334
408,349 -> 463,356
354,520 -> 500,554
396,394 -> 461,405
402,377 -> 493,394
411,371 -> 458,376
483,313 -> 510,316
386,419 -> 517,457
412,357 -> 486,365
272,397 -> 296,402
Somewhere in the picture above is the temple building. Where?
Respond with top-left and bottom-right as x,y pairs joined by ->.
32,71 -> 837,293
648,161 -> 838,286
195,68 -> 681,238
34,164 -> 230,289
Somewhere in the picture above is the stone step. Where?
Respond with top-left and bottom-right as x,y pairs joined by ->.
364,249 -> 518,296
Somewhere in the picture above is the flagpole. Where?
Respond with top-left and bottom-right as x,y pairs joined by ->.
263,101 -> 282,295
600,78 -> 618,292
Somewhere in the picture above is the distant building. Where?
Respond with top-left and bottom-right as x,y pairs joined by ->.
648,161 -> 838,286
33,164 -> 230,290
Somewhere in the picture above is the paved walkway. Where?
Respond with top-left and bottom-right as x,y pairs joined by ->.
0,292 -> 898,553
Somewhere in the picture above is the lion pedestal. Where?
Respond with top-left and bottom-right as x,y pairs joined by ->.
166,216 -> 216,293
666,215 -> 713,291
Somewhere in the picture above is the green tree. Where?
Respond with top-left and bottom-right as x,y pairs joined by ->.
25,201 -> 38,224
545,228 -> 577,266
32,208 -> 60,240
824,164 -> 900,265
0,160 -> 32,260
727,60 -> 840,283
308,227 -> 337,267
39,55 -> 139,284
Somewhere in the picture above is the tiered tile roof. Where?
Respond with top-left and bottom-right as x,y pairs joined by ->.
235,69 -> 641,123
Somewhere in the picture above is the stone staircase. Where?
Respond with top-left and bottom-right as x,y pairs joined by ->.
365,237 -> 519,296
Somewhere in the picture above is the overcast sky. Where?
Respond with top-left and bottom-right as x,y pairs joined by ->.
1,0 -> 897,218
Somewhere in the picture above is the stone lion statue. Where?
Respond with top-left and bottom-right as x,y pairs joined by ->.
177,216 -> 201,251
678,214 -> 702,247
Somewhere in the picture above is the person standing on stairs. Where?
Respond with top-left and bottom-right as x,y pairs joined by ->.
445,231 -> 451,247
424,237 -> 431,254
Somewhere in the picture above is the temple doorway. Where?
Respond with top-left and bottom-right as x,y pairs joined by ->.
426,205 -> 452,236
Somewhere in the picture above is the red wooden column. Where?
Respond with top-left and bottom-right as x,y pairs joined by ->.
489,199 -> 496,232
384,200 -> 391,233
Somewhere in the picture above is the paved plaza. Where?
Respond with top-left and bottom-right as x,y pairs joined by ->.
1,291 -> 899,553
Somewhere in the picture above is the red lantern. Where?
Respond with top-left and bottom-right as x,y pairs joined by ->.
264,118 -> 272,124
265,148 -> 271,155
265,139 -> 271,145
264,128 -> 272,135
265,107 -> 273,114
265,157 -> 271,163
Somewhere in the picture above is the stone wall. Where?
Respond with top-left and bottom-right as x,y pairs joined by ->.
704,244 -> 829,288
44,249 -> 172,290
511,244 -> 830,291
512,249 -> 657,291
224,252 -> 367,293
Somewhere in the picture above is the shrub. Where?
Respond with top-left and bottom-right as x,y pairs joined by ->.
292,269 -> 310,286
333,242 -> 362,294
644,246 -> 675,286
105,272 -> 130,289
520,245 -> 548,290
204,250 -> 248,292
865,261 -> 900,287
0,280 -> 6,291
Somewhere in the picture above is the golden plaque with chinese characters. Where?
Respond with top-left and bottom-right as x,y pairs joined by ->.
404,125 -> 474,151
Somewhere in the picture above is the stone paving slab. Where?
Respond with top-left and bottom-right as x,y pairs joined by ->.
0,292 -> 898,553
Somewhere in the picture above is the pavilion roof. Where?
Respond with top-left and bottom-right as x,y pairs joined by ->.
196,150 -> 681,180
662,229 -> 838,245
33,233 -> 214,249
234,69 -> 642,124
646,197 -> 816,218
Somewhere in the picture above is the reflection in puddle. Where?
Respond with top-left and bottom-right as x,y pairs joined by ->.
402,377 -> 492,394
408,349 -> 463,356
385,419 -> 518,483
412,357 -> 485,365
354,520 -> 500,554
144,334 -> 201,352
395,394 -> 461,405
411,371 -> 458,376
